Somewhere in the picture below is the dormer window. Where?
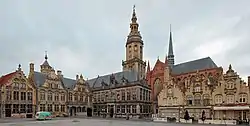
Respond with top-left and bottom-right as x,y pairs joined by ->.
226,81 -> 234,89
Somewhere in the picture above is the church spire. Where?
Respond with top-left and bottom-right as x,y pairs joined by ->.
167,24 -> 175,67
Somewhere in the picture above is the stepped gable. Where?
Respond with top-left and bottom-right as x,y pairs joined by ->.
33,71 -> 76,89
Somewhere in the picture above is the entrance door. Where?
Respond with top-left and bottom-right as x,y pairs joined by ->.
110,108 -> 114,118
87,108 -> 92,117
5,104 -> 11,117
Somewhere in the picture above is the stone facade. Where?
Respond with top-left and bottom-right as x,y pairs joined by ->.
158,64 -> 250,121
0,65 -> 36,118
91,79 -> 151,118
28,54 -> 92,117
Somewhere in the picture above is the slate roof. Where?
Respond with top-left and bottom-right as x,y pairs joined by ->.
34,71 -> 76,89
171,57 -> 218,75
86,70 -> 139,88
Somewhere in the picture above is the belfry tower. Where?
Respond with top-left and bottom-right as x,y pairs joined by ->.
122,5 -> 146,79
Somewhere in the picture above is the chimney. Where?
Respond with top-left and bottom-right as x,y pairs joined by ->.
76,75 -> 79,80
57,70 -> 62,75
30,63 -> 34,72
248,76 -> 250,85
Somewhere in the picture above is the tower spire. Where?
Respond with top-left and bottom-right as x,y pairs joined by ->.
167,24 -> 175,67
131,5 -> 137,23
45,51 -> 48,60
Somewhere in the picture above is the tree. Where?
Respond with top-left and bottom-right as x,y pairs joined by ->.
184,110 -> 190,122
201,110 -> 206,123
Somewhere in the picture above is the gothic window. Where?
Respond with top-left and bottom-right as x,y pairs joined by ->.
239,94 -> 247,103
186,95 -> 193,105
214,95 -> 222,104
154,78 -> 162,99
194,95 -> 201,105
203,94 -> 210,105
226,95 -> 234,104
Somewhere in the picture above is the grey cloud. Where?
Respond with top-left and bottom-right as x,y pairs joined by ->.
1,0 -> 250,80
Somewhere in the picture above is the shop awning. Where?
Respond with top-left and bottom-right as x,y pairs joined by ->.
214,106 -> 250,110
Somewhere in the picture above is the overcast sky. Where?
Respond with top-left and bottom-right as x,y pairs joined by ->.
1,0 -> 250,81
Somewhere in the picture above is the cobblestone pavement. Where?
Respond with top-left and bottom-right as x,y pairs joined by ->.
0,118 -> 233,126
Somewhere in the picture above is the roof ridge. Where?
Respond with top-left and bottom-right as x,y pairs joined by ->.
174,56 -> 211,66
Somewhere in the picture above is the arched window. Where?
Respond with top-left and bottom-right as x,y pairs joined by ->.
186,95 -> 193,105
203,94 -> 210,105
214,95 -> 222,104
226,95 -> 234,104
239,94 -> 247,103
154,78 -> 162,100
194,95 -> 201,105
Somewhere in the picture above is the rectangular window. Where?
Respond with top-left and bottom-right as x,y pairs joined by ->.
132,105 -> 136,113
21,92 -> 26,100
121,90 -> 125,100
80,95 -> 83,101
48,104 -> 52,112
74,95 -> 78,101
20,104 -> 26,113
40,92 -> 45,100
48,93 -> 52,101
13,91 -> 19,100
27,92 -> 32,101
61,105 -> 65,112
126,105 -> 131,113
69,93 -> 72,101
13,104 -> 19,113
126,90 -> 131,100
40,104 -> 45,111
121,105 -> 125,113
6,90 -> 11,100
27,104 -> 32,113
55,105 -> 59,112
61,94 -> 65,101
